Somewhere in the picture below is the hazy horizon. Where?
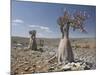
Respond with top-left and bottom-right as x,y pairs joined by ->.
11,35 -> 96,39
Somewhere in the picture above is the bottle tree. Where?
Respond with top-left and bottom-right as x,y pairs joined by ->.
28,30 -> 37,50
57,9 -> 89,64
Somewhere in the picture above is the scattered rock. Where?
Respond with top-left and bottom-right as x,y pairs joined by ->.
61,65 -> 71,71
61,61 -> 91,71
24,62 -> 29,64
24,67 -> 31,71
38,48 -> 44,52
84,66 -> 90,70
18,64 -> 24,67
11,43 -> 96,74
48,67 -> 55,72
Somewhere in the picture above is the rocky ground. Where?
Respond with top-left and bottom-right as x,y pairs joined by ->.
11,37 -> 96,75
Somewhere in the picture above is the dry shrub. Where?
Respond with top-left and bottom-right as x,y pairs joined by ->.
74,43 -> 90,49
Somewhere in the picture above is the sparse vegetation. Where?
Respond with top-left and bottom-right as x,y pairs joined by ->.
11,37 -> 96,74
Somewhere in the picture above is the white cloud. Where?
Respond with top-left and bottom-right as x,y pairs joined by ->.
12,19 -> 24,24
12,19 -> 24,26
29,25 -> 52,33
29,25 -> 39,28
40,26 -> 49,30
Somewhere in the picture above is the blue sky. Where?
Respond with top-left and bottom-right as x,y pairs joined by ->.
11,0 -> 96,38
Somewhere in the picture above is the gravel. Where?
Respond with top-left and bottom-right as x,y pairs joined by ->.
11,45 -> 96,74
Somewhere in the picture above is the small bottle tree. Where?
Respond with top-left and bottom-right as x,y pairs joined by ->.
57,9 -> 89,64
28,30 -> 37,50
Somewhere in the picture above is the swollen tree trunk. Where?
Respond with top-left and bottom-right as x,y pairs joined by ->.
28,33 -> 37,50
65,24 -> 74,62
58,24 -> 74,64
66,38 -> 74,62
28,36 -> 32,49
31,36 -> 37,50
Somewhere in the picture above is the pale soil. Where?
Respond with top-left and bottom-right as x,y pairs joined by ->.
11,37 -> 96,74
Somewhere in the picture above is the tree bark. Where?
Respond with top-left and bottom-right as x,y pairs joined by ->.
28,35 -> 37,50
58,24 -> 74,64
32,37 -> 37,50
65,24 -> 74,62
66,39 -> 74,62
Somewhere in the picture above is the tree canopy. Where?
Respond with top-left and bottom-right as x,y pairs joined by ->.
57,9 -> 89,33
